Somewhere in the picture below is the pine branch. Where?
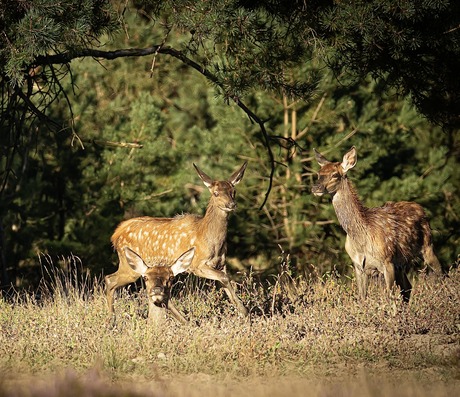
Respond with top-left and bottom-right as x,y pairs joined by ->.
82,139 -> 143,149
35,45 -> 278,208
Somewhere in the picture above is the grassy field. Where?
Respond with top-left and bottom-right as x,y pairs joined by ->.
0,260 -> 459,396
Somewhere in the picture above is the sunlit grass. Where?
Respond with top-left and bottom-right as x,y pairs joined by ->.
0,256 -> 459,396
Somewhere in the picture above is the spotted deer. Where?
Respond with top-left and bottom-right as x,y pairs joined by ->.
105,162 -> 249,322
312,146 -> 442,302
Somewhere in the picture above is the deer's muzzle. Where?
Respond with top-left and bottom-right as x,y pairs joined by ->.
220,202 -> 236,212
151,286 -> 164,295
311,184 -> 326,196
150,286 -> 167,303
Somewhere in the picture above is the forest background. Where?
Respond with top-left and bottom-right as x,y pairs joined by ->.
1,0 -> 459,290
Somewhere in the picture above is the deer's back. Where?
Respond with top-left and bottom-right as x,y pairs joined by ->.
111,215 -> 202,266
360,200 -> 428,264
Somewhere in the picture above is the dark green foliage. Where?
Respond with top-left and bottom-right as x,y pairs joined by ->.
0,0 -> 120,285
320,0 -> 460,130
0,1 -> 458,288
236,0 -> 460,129
1,0 -> 117,85
141,0 -> 320,101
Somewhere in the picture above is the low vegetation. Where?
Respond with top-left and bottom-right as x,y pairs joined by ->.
0,256 -> 459,396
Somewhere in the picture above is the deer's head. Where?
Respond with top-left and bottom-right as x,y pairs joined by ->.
194,162 -> 247,212
124,247 -> 195,305
312,146 -> 357,196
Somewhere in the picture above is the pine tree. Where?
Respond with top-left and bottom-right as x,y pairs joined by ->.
1,1 -> 458,287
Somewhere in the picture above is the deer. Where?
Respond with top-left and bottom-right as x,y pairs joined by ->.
107,246 -> 195,324
311,146 -> 442,302
105,161 -> 249,323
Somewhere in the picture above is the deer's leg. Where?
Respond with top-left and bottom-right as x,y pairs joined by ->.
353,261 -> 368,300
166,300 -> 188,324
422,244 -> 443,275
383,260 -> 397,297
421,220 -> 443,275
192,265 -> 248,317
346,239 -> 368,300
105,270 -> 140,314
105,255 -> 141,316
395,270 -> 412,303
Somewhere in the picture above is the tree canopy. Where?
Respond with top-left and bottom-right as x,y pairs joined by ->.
0,0 -> 459,288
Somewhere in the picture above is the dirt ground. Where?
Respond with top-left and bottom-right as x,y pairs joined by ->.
3,363 -> 459,397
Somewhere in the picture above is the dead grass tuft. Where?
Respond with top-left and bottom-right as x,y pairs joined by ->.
0,257 -> 459,396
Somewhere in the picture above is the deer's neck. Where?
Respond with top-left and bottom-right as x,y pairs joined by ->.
198,203 -> 229,249
332,178 -> 368,239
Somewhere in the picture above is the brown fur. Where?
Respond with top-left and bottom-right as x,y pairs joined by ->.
105,162 -> 249,323
115,246 -> 195,324
312,146 -> 441,302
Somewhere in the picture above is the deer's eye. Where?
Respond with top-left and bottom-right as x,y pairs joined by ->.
331,173 -> 340,179
213,191 -> 219,197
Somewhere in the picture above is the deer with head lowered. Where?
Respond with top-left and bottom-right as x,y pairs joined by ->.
105,162 -> 248,323
312,146 -> 442,302
112,246 -> 195,323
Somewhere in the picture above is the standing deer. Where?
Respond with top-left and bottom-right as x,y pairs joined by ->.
105,162 -> 249,322
311,146 -> 441,302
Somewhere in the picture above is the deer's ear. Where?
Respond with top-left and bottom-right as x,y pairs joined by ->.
228,162 -> 248,186
341,146 -> 357,173
314,149 -> 329,167
124,247 -> 148,275
193,164 -> 213,188
171,247 -> 195,276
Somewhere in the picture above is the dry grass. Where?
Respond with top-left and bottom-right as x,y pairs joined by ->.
0,258 -> 459,396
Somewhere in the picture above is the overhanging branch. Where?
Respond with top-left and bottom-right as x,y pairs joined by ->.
35,45 -> 278,208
